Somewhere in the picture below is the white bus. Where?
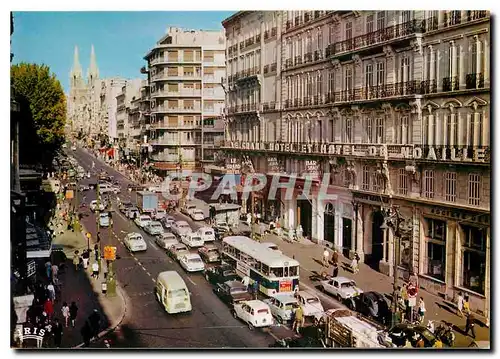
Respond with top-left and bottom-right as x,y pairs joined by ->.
221,236 -> 300,296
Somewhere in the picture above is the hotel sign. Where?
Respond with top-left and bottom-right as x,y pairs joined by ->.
226,142 -> 490,163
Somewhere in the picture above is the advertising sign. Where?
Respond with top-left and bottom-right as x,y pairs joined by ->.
103,246 -> 117,261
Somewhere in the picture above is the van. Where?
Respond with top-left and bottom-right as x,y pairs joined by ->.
155,271 -> 192,314
99,184 -> 112,195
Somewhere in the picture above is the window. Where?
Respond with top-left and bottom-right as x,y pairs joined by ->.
445,114 -> 458,146
329,24 -> 335,44
398,168 -> 408,195
402,11 -> 411,24
366,14 -> 374,33
328,70 -> 335,94
344,67 -> 353,91
376,11 -> 386,30
376,62 -> 385,86
444,172 -> 457,202
375,117 -> 384,143
372,171 -> 382,192
468,173 -> 481,206
306,33 -> 312,53
317,28 -> 323,51
400,56 -> 410,82
469,112 -> 483,146
365,117 -> 374,143
423,170 -> 435,198
461,225 -> 486,294
425,218 -> 446,281
345,117 -> 353,142
362,165 -> 370,190
365,63 -> 373,87
398,115 -> 410,144
345,21 -> 352,40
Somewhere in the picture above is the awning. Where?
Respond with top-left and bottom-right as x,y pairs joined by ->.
25,222 -> 52,259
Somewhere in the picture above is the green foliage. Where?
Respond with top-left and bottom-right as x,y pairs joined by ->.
11,63 -> 67,165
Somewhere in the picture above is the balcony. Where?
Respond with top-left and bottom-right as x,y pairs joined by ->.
285,58 -> 293,69
152,89 -> 201,98
304,12 -> 311,23
442,77 -> 459,92
294,16 -> 301,27
237,67 -> 259,81
256,33 -> 261,43
325,44 -> 335,57
443,11 -> 461,27
286,20 -> 292,31
153,105 -> 201,113
270,63 -> 277,72
271,27 -> 277,37
151,153 -> 180,162
314,11 -> 321,19
294,55 -> 302,66
239,41 -> 244,50
420,80 -> 437,94
467,10 -> 488,22
264,30 -> 269,40
331,19 -> 424,56
314,49 -> 323,61
262,102 -> 277,111
304,52 -> 313,63
335,81 -> 421,102
422,16 -> 438,32
263,65 -> 269,74
466,73 -> 485,89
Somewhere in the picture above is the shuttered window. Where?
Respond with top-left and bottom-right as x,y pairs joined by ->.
167,83 -> 178,92
167,67 -> 178,76
168,50 -> 178,61
468,173 -> 481,206
167,116 -> 178,126
444,172 -> 456,202
167,100 -> 178,109
184,50 -> 193,62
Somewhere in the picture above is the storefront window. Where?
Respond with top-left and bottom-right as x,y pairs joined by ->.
461,225 -> 486,295
425,218 -> 446,281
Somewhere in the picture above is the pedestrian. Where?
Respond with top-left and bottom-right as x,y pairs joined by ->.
331,249 -> 338,266
47,282 -> 56,301
465,312 -> 476,339
292,306 -> 304,334
463,295 -> 471,315
44,298 -> 54,320
92,261 -> 99,279
252,281 -> 259,299
418,297 -> 426,324
52,318 -> 63,348
322,247 -> 329,267
73,250 -> 80,271
94,243 -> 100,261
351,255 -> 359,274
457,291 -> 464,317
88,309 -> 101,339
332,263 -> 339,278
81,320 -> 92,347
242,276 -> 250,290
45,260 -> 52,280
69,302 -> 78,328
82,249 -> 90,269
51,263 -> 59,282
61,302 -> 70,327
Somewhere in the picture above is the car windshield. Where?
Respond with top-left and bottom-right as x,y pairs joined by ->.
341,281 -> 356,289
189,257 -> 202,263
140,216 -> 150,221
167,288 -> 187,298
285,303 -> 299,310
207,249 -> 218,254
205,231 -> 213,235
100,214 -> 108,218
223,270 -> 236,277
152,224 -> 162,229
230,287 -> 247,294
191,236 -> 202,241
176,245 -> 187,251
257,309 -> 269,314
129,236 -> 142,241
306,297 -> 319,304
194,210 -> 203,214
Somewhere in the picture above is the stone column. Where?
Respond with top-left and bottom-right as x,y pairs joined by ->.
459,44 -> 466,89
429,46 -> 435,82
382,228 -> 388,262
427,113 -> 434,145
476,36 -> 483,88
451,41 -> 457,88
317,199 -> 325,243
336,211 -> 343,251
442,113 -> 448,145
482,110 -> 489,146
484,39 -> 489,87
436,49 -> 442,92
473,112 -> 481,146
464,113 -> 471,146
423,48 -> 428,81
435,113 -> 442,145
356,207 -> 364,262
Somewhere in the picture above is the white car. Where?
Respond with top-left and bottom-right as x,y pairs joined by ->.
134,214 -> 152,228
263,294 -> 299,324
181,204 -> 197,216
90,200 -> 105,212
124,232 -> 148,252
171,220 -> 192,237
161,216 -> 175,229
99,213 -> 110,227
190,209 -> 205,221
167,243 -> 190,261
144,221 -> 164,236
127,207 -> 140,219
179,253 -> 205,272
320,276 -> 363,300
198,245 -> 220,263
155,232 -> 178,250
296,291 -> 324,318
153,209 -> 167,220
197,227 -> 215,242
181,233 -> 204,248
232,300 -> 274,330
262,242 -> 282,254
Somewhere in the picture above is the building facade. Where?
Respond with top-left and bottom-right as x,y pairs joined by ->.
115,79 -> 143,147
221,10 -> 490,317
144,27 -> 226,173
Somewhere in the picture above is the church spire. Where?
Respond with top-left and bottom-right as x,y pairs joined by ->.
70,45 -> 83,79
87,44 -> 99,84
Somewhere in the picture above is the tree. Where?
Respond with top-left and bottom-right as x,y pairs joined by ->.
11,63 -> 67,166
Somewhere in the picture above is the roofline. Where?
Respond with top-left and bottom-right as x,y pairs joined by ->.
221,11 -> 250,28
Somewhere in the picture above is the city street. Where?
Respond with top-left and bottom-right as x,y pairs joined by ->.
71,147 -> 295,348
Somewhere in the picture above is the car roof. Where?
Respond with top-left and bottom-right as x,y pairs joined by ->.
150,221 -> 162,225
176,220 -> 189,225
202,244 -> 217,250
243,300 -> 269,310
331,276 -> 353,283
224,280 -> 245,288
140,214 -> 151,218
198,226 -> 213,231
185,253 -> 201,259
272,293 -> 298,303
261,242 -> 278,247
127,232 -> 142,238
297,291 -> 318,299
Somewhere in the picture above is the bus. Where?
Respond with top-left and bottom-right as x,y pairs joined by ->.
221,236 -> 300,296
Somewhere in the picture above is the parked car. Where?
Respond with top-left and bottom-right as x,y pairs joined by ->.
126,207 -> 140,220
99,212 -> 110,227
181,232 -> 204,248
78,184 -> 90,192
295,291 -> 324,318
119,201 -> 133,214
204,264 -> 239,285
155,232 -> 178,250
213,280 -> 253,307
144,221 -> 164,236
167,243 -> 190,261
214,222 -> 230,234
134,214 -> 152,228
387,324 -> 439,348
232,300 -> 274,330
111,185 -> 121,194
181,204 -> 197,216
198,245 -> 220,263
263,294 -> 299,324
179,253 -> 205,272
124,233 -> 148,252
190,209 -> 205,221
90,200 -> 105,212
262,242 -> 282,253
320,276 -> 363,300
160,216 -> 176,229
171,220 -> 192,237
196,227 -> 215,242
153,209 -> 167,221
344,291 -> 391,325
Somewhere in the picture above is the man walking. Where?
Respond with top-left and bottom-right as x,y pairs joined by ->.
322,248 -> 329,267
52,318 -> 63,348
88,309 -> 101,340
465,312 -> 476,339
91,261 -> 99,279
457,292 -> 464,317
331,249 -> 338,266
292,306 -> 304,334
69,302 -> 78,328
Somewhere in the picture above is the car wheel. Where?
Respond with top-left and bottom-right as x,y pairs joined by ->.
248,322 -> 254,331
205,274 -> 210,281
232,311 -> 238,319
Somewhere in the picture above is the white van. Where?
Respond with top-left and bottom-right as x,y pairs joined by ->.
155,271 -> 192,314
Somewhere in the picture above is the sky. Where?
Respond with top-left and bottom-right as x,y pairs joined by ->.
11,11 -> 234,93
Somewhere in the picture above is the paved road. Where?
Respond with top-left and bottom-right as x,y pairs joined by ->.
70,147 -> 295,348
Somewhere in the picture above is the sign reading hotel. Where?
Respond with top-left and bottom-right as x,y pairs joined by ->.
225,158 -> 241,174
227,142 -> 489,163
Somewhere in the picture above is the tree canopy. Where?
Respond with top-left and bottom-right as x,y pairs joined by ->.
11,63 -> 67,166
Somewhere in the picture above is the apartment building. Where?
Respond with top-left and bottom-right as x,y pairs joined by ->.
144,27 -> 226,173
221,10 -> 490,316
115,79 -> 143,147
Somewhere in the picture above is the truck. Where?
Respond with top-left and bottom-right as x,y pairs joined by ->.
316,308 -> 393,348
136,191 -> 159,214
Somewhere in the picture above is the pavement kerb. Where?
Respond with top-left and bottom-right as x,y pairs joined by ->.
71,226 -> 129,348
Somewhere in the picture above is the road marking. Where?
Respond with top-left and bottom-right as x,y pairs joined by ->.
186,277 -> 197,286
133,256 -> 139,262
139,263 -> 146,270
151,278 -> 156,283
145,271 -> 151,277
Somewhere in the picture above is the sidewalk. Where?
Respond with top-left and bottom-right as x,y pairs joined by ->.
254,225 -> 489,347
51,227 -> 127,348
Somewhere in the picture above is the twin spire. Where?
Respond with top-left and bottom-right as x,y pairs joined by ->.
70,45 -> 99,83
